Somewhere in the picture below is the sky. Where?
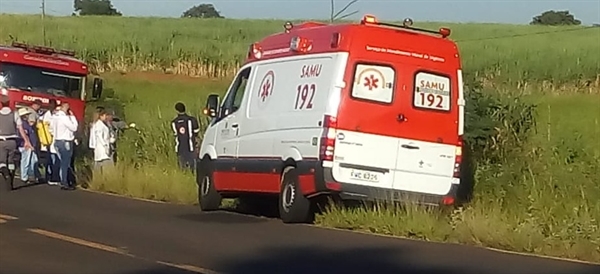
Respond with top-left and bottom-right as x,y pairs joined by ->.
1,0 -> 599,25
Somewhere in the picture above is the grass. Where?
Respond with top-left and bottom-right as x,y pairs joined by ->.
1,14 -> 599,262
1,15 -> 599,88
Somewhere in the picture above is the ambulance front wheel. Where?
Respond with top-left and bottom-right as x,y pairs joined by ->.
198,160 -> 222,211
279,166 -> 314,224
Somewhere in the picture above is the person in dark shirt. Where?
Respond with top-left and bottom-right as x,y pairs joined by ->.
170,102 -> 199,171
17,108 -> 40,184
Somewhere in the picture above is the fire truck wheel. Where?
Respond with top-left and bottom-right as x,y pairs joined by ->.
198,160 -> 222,211
279,166 -> 313,224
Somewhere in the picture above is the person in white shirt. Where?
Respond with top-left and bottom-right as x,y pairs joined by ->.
51,102 -> 78,191
89,109 -> 113,170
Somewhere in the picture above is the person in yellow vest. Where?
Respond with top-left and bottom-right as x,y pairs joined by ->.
37,99 -> 60,185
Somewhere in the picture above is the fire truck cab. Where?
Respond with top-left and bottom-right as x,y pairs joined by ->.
197,15 -> 465,224
0,42 -> 103,122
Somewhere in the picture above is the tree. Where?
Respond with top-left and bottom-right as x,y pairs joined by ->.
182,4 -> 223,18
73,0 -> 122,16
530,10 -> 581,26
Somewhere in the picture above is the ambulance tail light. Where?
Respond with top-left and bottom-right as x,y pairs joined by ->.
453,137 -> 463,178
319,115 -> 338,162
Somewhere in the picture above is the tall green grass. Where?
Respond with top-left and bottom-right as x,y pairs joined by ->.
1,14 -> 599,262
1,15 -> 599,88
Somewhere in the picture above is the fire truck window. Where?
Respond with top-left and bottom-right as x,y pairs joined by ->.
0,62 -> 84,99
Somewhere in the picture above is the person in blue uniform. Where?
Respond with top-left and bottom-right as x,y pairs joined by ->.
170,102 -> 199,171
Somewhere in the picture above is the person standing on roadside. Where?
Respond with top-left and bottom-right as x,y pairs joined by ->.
40,99 -> 60,185
90,108 -> 113,170
88,106 -> 105,157
171,102 -> 200,171
17,108 -> 40,184
51,102 -> 78,191
0,95 -> 23,181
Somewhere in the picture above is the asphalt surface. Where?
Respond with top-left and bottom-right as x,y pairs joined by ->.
1,184 -> 599,274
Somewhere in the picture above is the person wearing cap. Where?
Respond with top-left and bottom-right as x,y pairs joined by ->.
0,95 -> 28,182
50,102 -> 78,191
16,107 -> 40,184
171,102 -> 200,171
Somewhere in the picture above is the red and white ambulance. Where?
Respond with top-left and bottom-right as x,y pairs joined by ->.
197,15 -> 465,223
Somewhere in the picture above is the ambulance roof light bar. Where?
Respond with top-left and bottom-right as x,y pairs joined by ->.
359,15 -> 452,38
11,41 -> 77,57
361,15 -> 378,24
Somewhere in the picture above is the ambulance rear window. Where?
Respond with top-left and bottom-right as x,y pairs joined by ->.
351,63 -> 395,104
413,71 -> 451,111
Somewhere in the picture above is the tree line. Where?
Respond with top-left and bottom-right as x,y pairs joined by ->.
73,0 -> 223,18
73,0 -> 584,26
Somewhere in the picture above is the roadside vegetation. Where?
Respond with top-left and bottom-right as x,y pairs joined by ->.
1,15 -> 598,262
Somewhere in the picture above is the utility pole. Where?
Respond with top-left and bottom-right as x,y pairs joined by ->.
41,0 -> 46,45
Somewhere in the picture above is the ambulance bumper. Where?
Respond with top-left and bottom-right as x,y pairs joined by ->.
318,167 -> 459,206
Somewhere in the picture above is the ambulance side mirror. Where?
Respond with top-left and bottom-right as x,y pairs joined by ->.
92,77 -> 103,99
203,94 -> 219,118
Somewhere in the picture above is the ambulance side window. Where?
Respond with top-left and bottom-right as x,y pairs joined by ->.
220,67 -> 251,117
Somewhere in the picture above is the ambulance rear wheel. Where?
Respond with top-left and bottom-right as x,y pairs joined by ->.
198,161 -> 222,211
279,166 -> 313,224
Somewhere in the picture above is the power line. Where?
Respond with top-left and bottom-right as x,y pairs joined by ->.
41,0 -> 47,45
455,26 -> 598,43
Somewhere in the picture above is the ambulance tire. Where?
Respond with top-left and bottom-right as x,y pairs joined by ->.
279,166 -> 314,224
198,160 -> 222,211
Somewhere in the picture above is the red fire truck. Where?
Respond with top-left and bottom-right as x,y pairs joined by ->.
0,42 -> 103,190
0,42 -> 103,121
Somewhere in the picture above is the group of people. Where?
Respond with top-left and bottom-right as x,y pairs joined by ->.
0,95 -> 78,190
0,93 -> 133,191
87,101 -> 199,173
88,106 -> 133,170
1,95 -> 201,192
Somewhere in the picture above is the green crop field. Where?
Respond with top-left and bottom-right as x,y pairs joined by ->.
1,15 -> 599,89
1,14 -> 599,262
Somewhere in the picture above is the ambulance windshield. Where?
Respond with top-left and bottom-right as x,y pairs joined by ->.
0,62 -> 84,99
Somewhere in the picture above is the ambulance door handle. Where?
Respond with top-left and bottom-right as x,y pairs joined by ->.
231,123 -> 239,129
401,144 -> 420,150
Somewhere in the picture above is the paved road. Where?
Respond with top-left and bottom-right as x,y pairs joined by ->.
1,184 -> 599,274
